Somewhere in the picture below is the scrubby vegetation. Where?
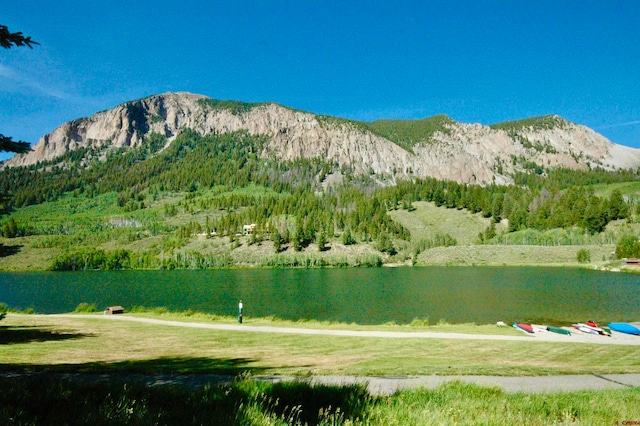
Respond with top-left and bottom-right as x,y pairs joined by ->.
366,114 -> 454,151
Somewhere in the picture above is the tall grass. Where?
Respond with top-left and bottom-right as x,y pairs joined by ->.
365,381 -> 640,425
0,375 -> 372,426
1,375 -> 638,425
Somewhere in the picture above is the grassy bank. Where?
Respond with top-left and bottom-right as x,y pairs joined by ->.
2,374 -> 639,425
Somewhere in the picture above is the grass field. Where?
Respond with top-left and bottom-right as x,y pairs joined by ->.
3,313 -> 640,377
3,313 -> 640,424
389,200 -> 499,245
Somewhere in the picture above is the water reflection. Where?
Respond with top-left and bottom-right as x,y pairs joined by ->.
1,267 -> 638,325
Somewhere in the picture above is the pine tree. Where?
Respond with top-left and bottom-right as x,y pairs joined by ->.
316,230 -> 327,252
1,25 -> 38,155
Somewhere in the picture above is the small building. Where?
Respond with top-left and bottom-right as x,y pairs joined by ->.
243,223 -> 257,235
625,258 -> 639,267
104,306 -> 124,314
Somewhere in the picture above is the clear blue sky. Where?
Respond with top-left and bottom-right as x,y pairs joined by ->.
2,1 -> 639,162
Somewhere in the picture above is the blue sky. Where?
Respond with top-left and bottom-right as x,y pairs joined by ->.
2,1 -> 639,161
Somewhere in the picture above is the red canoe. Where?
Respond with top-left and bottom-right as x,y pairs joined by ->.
513,323 -> 534,334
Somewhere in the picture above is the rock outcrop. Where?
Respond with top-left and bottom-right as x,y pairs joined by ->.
4,92 -> 640,184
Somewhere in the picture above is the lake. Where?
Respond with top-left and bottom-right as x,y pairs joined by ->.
0,267 -> 638,325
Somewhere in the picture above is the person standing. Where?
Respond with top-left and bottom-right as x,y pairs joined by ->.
238,299 -> 243,324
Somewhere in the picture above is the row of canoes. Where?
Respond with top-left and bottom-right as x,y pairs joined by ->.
512,321 -> 640,336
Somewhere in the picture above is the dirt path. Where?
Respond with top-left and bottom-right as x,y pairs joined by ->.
53,314 -> 640,346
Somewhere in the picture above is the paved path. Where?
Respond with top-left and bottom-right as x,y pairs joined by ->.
4,371 -> 640,395
306,373 -> 640,395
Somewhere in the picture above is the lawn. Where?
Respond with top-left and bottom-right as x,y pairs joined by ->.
3,313 -> 640,424
2,313 -> 640,377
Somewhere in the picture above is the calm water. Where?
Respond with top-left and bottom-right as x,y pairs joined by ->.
0,267 -> 638,325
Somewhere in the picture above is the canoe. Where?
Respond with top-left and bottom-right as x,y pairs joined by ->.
573,324 -> 600,335
607,322 -> 640,336
546,325 -> 571,336
513,323 -> 534,334
577,322 -> 611,336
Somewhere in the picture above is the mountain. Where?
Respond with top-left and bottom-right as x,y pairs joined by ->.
4,92 -> 640,184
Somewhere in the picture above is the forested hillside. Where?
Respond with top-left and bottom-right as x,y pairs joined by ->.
1,128 -> 640,271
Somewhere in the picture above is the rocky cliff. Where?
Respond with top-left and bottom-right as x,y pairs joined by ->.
4,92 -> 640,184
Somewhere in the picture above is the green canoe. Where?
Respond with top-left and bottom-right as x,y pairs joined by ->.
547,325 -> 571,336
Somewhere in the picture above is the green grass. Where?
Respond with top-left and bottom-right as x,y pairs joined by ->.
196,97 -> 265,115
592,180 -> 640,198
3,313 -> 640,377
365,383 -> 640,425
389,200 -> 499,245
1,375 -> 639,425
490,115 -> 569,132
366,114 -> 454,151
417,244 -> 616,266
2,313 -> 640,424
3,375 -> 638,425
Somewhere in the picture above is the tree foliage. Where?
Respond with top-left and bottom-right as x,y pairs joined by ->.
1,25 -> 37,155
0,134 -> 31,154
615,234 -> 640,259
0,24 -> 39,49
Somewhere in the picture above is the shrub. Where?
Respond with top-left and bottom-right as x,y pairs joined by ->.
74,303 -> 98,313
615,234 -> 640,259
576,248 -> 591,263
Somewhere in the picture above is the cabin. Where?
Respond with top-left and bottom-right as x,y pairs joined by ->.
242,223 -> 257,235
625,258 -> 639,267
104,306 -> 124,314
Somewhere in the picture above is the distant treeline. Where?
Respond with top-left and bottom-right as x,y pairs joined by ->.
49,248 -> 384,270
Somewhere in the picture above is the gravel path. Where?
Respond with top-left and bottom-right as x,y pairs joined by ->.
4,371 -> 639,395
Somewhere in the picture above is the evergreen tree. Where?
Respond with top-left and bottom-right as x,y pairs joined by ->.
342,228 -> 356,245
608,189 -> 629,221
1,25 -> 38,155
316,230 -> 327,252
2,217 -> 18,238
375,232 -> 396,255
272,229 -> 283,253
583,196 -> 609,234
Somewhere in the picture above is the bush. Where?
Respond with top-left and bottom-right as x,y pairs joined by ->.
615,234 -> 640,259
74,303 -> 98,313
0,302 -> 7,321
576,248 -> 591,263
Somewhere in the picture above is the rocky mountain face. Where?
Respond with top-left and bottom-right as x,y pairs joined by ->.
4,92 -> 640,185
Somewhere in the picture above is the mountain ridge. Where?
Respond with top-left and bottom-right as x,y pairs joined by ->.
4,92 -> 640,184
